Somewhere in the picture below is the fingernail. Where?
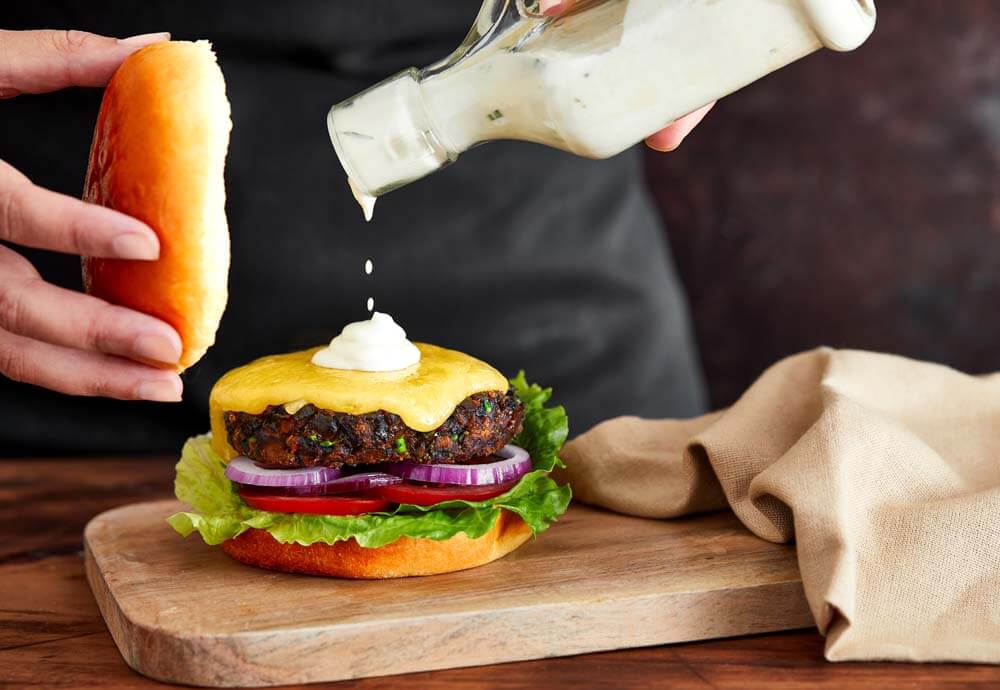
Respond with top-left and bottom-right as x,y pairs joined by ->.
134,332 -> 182,364
112,232 -> 159,260
539,0 -> 563,15
648,141 -> 680,153
118,32 -> 171,47
137,378 -> 183,403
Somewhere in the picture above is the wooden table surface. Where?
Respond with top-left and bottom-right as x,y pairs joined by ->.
2,457 -> 998,689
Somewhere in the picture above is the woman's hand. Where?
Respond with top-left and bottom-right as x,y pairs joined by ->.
538,0 -> 715,152
0,29 -> 184,402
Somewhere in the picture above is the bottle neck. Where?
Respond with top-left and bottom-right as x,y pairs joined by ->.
327,69 -> 459,199
327,18 -> 555,200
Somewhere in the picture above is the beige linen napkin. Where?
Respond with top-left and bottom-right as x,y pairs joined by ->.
559,348 -> 1000,662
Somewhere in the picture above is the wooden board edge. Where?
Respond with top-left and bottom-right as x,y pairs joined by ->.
85,509 -> 217,686
257,581 -> 817,688
86,554 -> 813,685
84,533 -> 149,681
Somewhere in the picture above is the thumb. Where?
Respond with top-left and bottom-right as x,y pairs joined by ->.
0,29 -> 170,98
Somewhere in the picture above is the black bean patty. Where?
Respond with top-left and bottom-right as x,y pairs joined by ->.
224,390 -> 524,469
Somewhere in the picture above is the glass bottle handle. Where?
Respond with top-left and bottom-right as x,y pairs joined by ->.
426,0 -> 537,76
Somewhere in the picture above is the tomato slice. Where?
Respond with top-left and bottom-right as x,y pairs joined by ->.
239,486 -> 389,515
374,481 -> 517,507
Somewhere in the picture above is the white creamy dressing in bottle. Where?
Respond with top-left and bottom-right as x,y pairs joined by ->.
329,0 -> 875,206
312,311 -> 420,372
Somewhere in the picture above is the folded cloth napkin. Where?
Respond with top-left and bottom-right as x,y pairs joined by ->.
558,348 -> 1000,663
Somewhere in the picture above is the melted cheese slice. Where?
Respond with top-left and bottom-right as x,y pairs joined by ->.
208,343 -> 508,460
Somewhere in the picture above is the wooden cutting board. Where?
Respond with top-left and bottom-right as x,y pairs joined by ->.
84,500 -> 812,687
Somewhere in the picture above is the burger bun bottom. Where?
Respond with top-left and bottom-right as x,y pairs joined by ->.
219,511 -> 532,579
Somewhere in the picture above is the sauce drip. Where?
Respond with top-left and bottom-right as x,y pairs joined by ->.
364,259 -> 375,313
349,178 -> 376,222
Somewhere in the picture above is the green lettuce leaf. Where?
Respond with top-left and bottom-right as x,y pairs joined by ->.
168,374 -> 571,548
510,371 -> 568,472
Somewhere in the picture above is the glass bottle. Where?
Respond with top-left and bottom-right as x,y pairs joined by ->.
328,0 -> 876,206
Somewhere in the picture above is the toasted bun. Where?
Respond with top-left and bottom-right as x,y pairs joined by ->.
220,511 -> 532,579
83,41 -> 232,372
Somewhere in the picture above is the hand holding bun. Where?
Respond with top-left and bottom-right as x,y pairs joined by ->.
83,40 -> 232,372
0,30 -> 197,402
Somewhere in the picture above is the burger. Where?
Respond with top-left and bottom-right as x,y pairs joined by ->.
77,39 -> 570,579
166,318 -> 571,578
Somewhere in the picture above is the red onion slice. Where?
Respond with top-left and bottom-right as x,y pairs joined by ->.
275,472 -> 403,496
224,456 -> 343,487
384,444 -> 532,486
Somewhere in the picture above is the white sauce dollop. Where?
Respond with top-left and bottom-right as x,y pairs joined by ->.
311,311 -> 420,372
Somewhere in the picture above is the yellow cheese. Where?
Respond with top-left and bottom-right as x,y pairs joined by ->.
208,343 -> 508,460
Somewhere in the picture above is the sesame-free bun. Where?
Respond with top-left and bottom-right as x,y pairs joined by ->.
83,41 -> 232,372
220,511 -> 533,579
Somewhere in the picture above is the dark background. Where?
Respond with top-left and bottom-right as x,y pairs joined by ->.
648,1 -> 999,407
